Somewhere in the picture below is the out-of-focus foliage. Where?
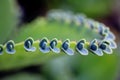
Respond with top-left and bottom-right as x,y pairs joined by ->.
2,73 -> 45,80
0,0 -> 18,43
48,0 -> 112,17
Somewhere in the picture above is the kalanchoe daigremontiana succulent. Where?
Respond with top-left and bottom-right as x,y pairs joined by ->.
0,10 -> 117,57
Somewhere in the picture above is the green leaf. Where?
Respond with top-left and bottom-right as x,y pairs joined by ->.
0,0 -> 18,43
0,15 -> 118,80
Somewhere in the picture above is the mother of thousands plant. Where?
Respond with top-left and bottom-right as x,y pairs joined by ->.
0,10 -> 117,77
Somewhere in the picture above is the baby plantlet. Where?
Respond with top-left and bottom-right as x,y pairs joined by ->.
99,41 -> 112,54
76,39 -> 88,55
5,40 -> 16,54
89,39 -> 103,56
61,39 -> 74,55
39,38 -> 50,53
24,37 -> 36,52
50,38 -> 60,53
0,44 -> 3,55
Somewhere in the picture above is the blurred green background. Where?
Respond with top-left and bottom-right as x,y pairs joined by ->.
0,0 -> 120,80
